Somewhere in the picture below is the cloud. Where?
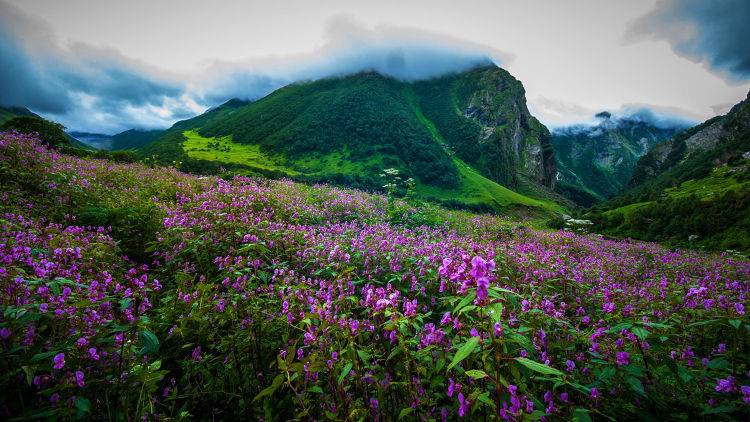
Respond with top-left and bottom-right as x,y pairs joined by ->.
1,2 -> 506,133
549,102 -> 697,135
192,17 -> 505,105
0,1 -> 196,133
625,0 -> 750,81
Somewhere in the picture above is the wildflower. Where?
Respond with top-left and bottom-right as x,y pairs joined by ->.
191,346 -> 203,362
566,360 -> 576,372
53,353 -> 65,369
615,351 -> 630,366
715,377 -> 735,393
75,371 -> 85,387
458,392 -> 469,417
590,387 -> 600,399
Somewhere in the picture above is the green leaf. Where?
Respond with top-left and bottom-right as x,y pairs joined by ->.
729,319 -> 741,329
138,329 -> 159,356
75,396 -> 91,413
398,407 -> 414,419
338,362 -> 353,384
631,326 -> 649,340
447,336 -> 479,370
515,357 -> 563,377
465,369 -> 489,379
572,408 -> 592,422
253,374 -> 284,402
308,385 -> 324,394
30,351 -> 58,363
701,405 -> 736,415
626,376 -> 646,397
487,302 -> 504,323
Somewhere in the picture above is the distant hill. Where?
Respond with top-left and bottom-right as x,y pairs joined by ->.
110,129 -> 165,150
553,114 -> 686,206
68,132 -> 113,150
591,91 -> 750,253
139,65 -> 563,214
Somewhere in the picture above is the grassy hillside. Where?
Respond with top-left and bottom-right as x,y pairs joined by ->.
111,128 -> 165,150
140,67 -> 561,215
552,118 -> 683,206
591,92 -> 750,253
178,129 -> 560,215
0,105 -> 38,125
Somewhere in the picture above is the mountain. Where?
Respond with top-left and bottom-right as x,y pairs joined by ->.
140,65 -> 562,214
0,105 -> 39,125
592,91 -> 750,252
69,131 -> 113,150
553,113 -> 686,206
110,128 -> 165,150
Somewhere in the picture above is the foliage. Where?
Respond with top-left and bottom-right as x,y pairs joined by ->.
1,117 -> 70,148
1,132 -> 748,420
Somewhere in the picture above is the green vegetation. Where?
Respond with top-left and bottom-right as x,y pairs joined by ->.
1,115 -> 71,148
139,66 -> 560,216
0,105 -> 38,125
592,93 -> 750,253
552,119 -> 682,206
111,128 -> 164,150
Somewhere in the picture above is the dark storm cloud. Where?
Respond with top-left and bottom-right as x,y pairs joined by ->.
626,0 -> 750,81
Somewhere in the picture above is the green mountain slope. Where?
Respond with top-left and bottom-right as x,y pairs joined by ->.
111,129 -> 165,150
553,114 -> 685,206
0,105 -> 38,125
140,65 -> 562,214
591,91 -> 750,252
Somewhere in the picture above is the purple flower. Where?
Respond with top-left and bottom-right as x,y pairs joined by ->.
457,392 -> 469,417
447,378 -> 459,398
191,346 -> 203,362
741,385 -> 750,404
75,370 -> 85,387
53,353 -> 65,369
0,328 -> 10,339
590,387 -> 600,399
566,360 -> 576,372
715,377 -> 735,393
615,351 -> 629,366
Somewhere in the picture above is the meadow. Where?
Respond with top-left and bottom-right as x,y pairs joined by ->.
1,131 -> 748,420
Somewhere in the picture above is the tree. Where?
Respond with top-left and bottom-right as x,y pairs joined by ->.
1,116 -> 70,148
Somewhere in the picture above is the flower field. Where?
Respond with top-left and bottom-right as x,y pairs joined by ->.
1,131 -> 748,420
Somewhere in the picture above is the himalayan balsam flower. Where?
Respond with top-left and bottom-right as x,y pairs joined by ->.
53,353 -> 65,369
615,351 -> 629,366
75,371 -> 85,387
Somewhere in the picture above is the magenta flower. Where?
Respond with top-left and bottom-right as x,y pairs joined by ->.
615,351 -> 629,366
715,377 -> 735,393
75,370 -> 85,387
52,353 -> 65,369
457,392 -> 469,417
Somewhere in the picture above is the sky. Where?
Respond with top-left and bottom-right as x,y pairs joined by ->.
1,0 -> 749,133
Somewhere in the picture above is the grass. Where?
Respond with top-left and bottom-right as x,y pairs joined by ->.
664,164 -> 750,199
182,130 -> 299,174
